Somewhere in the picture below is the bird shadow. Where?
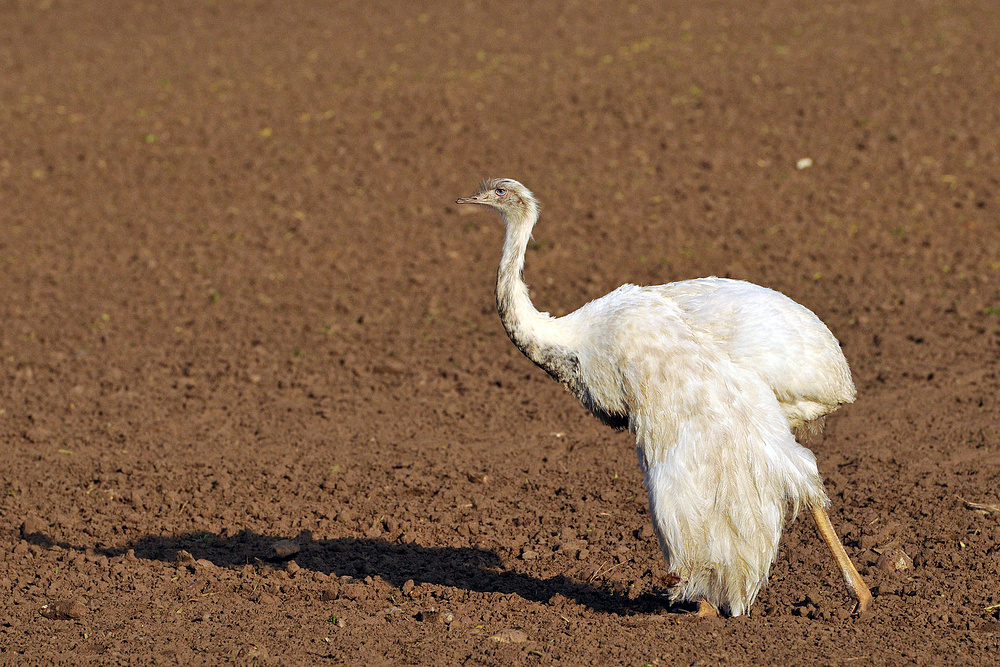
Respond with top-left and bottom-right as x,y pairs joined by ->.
20,527 -> 692,617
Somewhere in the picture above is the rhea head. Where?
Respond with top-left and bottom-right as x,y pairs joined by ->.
456,178 -> 539,224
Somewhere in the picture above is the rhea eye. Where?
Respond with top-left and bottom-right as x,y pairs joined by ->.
495,188 -> 506,196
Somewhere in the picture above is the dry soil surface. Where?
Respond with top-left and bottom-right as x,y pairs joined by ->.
2,1 -> 1000,665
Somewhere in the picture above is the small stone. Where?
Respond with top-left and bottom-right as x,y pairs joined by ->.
40,598 -> 86,620
877,547 -> 913,572
401,579 -> 415,595
270,539 -> 300,559
235,644 -> 269,661
521,550 -> 537,561
466,472 -> 490,484
489,628 -> 528,643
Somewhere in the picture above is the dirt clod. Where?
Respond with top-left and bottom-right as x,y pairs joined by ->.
489,629 -> 529,643
270,540 -> 300,560
20,517 -> 46,537
340,583 -> 368,602
40,599 -> 86,621
234,644 -> 273,665
417,609 -> 442,623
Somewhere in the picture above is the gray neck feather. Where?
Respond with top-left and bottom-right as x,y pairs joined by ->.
494,204 -> 574,383
493,201 -> 629,431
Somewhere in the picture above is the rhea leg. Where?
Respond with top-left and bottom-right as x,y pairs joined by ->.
810,503 -> 873,613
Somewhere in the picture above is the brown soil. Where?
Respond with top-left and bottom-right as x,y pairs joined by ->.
2,1 -> 1000,664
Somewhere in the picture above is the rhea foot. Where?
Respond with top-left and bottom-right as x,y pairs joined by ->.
696,598 -> 719,618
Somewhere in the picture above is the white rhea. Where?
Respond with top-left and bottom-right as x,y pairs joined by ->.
456,178 -> 873,617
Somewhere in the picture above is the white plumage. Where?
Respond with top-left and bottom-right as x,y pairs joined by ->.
457,178 -> 872,617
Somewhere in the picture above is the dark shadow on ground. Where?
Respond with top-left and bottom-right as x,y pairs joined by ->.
20,527 -> 690,617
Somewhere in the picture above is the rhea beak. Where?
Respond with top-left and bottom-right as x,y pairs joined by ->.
455,193 -> 487,205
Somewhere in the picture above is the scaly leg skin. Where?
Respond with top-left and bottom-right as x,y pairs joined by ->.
810,503 -> 874,614
696,598 -> 719,618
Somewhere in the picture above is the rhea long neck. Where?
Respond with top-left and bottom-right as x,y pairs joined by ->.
495,203 -> 576,378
